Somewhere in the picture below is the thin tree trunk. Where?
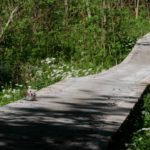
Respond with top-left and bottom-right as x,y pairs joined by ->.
102,0 -> 106,26
135,0 -> 140,19
120,0 -> 123,8
101,0 -> 106,49
64,0 -> 68,25
101,0 -> 107,66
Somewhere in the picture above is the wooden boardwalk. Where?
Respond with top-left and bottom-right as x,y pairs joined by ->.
0,33 -> 150,150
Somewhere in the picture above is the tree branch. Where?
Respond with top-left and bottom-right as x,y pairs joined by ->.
0,6 -> 18,39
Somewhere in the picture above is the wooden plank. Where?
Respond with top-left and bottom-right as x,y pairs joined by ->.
0,33 -> 150,150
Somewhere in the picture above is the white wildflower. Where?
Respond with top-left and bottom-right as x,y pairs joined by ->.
51,73 -> 55,77
53,69 -> 57,73
15,83 -> 19,86
8,89 -> 12,93
41,60 -> 44,63
45,58 -> 50,62
18,84 -> 23,87
2,89 -> 6,93
16,89 -> 20,92
51,58 -> 56,61
12,89 -> 16,94
25,80 -> 29,83
28,86 -> 32,89
3,94 -> 12,99
51,64 -> 56,68
47,75 -> 50,79
45,58 -> 52,64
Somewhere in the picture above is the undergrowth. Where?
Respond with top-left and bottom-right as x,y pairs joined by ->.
0,57 -> 94,106
126,87 -> 150,150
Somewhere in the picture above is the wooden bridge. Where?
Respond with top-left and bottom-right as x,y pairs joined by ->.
0,33 -> 150,150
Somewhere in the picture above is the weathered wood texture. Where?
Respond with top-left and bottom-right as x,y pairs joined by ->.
0,33 -> 150,150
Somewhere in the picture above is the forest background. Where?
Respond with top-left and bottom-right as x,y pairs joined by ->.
1,1 -> 150,149
1,0 -> 150,89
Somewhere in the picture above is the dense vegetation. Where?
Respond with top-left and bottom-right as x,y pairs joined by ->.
1,0 -> 150,89
126,89 -> 150,150
1,0 -> 150,149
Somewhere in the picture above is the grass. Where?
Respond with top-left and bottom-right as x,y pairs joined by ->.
0,86 -> 25,106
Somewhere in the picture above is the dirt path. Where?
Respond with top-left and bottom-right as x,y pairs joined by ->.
0,33 -> 150,150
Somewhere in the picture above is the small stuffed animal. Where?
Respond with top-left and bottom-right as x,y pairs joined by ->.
24,88 -> 37,101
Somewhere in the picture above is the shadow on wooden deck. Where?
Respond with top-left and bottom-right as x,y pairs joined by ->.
0,93 -> 134,150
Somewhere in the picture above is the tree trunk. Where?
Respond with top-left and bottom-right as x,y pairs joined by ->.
135,0 -> 140,19
102,0 -> 106,26
101,0 -> 107,61
64,0 -> 68,25
120,0 -> 123,8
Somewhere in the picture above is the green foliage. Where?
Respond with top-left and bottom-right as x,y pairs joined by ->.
0,84 -> 25,106
126,91 -> 150,150
1,0 -> 150,100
